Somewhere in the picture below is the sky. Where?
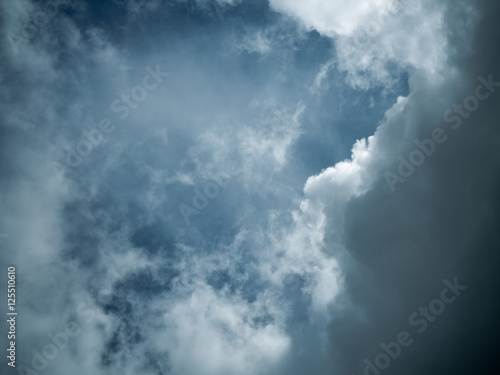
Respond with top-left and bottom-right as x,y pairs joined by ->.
0,0 -> 499,374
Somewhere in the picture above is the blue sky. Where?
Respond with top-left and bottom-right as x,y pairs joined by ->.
1,0 -> 500,374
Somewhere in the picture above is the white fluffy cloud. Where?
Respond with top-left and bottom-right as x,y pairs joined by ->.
153,286 -> 291,375
269,0 -> 397,37
270,0 -> 450,88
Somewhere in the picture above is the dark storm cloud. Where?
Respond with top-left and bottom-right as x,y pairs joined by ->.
319,1 -> 500,374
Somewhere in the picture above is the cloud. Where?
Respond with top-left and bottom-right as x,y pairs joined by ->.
269,0 -> 397,37
288,1 -> 500,374
2,0 -> 499,374
269,0 -> 452,88
152,286 -> 291,375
